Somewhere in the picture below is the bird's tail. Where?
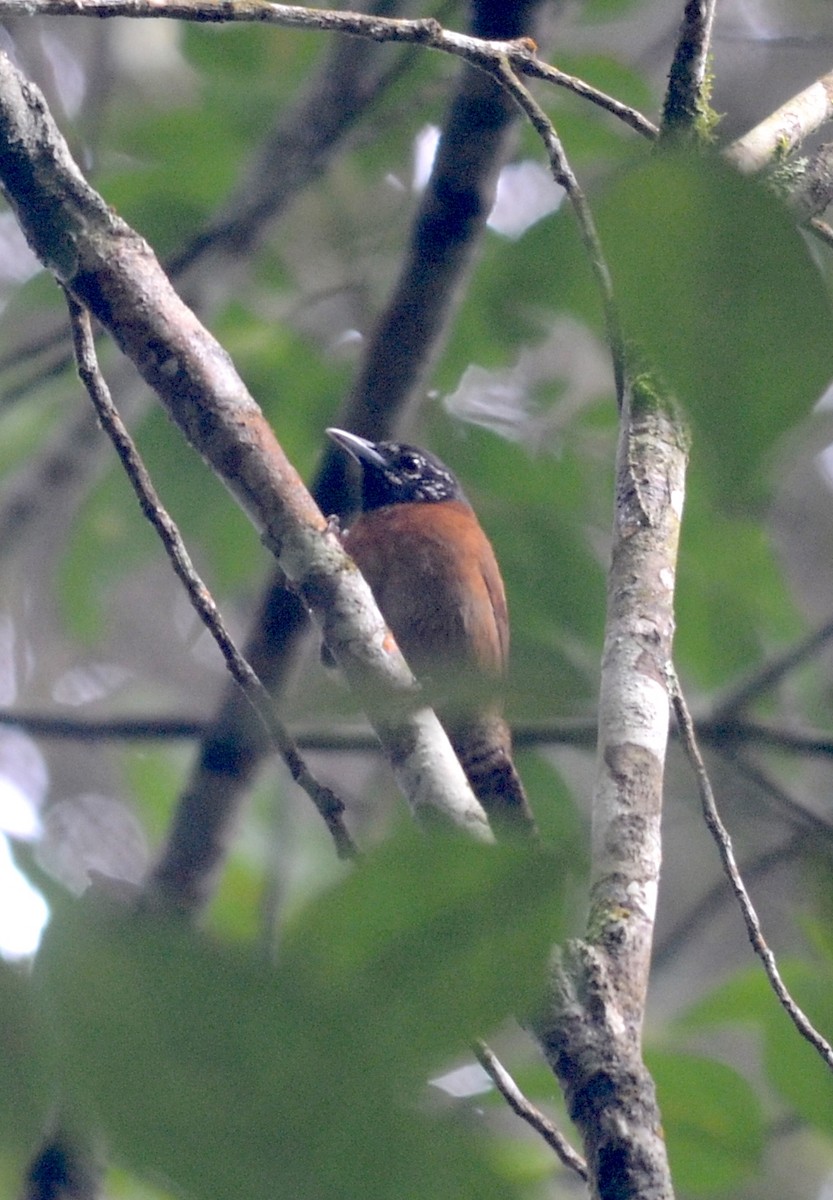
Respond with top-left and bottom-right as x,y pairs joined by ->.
448,712 -> 538,840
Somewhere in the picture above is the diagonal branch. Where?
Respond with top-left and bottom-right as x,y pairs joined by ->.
64,290 -> 357,861
726,69 -> 833,176
670,672 -> 833,1074
473,1040 -> 587,1180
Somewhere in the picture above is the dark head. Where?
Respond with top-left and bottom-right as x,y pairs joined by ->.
327,429 -> 465,511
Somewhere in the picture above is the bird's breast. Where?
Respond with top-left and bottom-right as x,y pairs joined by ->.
343,499 -> 509,685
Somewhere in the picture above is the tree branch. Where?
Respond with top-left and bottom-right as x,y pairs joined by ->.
533,380 -> 686,1200
0,0 -> 658,140
726,70 -> 833,176
64,290 -> 357,861
670,673 -> 833,1075
661,0 -> 718,143
159,0 -> 552,912
473,1040 -> 587,1180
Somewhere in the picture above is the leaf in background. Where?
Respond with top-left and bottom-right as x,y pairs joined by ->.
35,828 -> 565,1200
675,496 -> 801,687
280,825 -> 566,1069
681,965 -> 781,1030
756,959 -> 833,1136
647,1050 -> 764,1194
0,957 -> 51,1156
680,958 -> 833,1137
597,151 -> 833,508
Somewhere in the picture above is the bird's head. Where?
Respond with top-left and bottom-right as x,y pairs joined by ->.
326,428 -> 465,510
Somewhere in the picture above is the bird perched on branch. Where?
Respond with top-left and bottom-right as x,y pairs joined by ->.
327,428 -> 537,839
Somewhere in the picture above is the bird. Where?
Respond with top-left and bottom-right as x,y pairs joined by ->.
326,428 -> 537,839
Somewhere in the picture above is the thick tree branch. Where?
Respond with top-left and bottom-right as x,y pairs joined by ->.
661,0 -> 718,143
534,383 -> 685,1200
726,70 -> 833,176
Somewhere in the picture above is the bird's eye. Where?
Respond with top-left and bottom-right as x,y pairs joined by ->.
398,453 -> 422,475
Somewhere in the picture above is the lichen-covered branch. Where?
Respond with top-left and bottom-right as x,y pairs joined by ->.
534,382 -> 687,1200
661,0 -> 718,143
726,71 -> 833,176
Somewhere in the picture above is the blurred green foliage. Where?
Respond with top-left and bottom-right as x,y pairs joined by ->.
29,830 -> 565,1199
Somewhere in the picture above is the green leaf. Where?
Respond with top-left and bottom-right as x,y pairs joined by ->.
597,151 -> 833,508
680,964 -> 781,1030
35,829 -> 565,1199
681,959 -> 833,1138
279,826 -> 566,1068
647,1050 -> 764,1193
0,957 -> 51,1155
757,960 -> 833,1136
675,500 -> 801,687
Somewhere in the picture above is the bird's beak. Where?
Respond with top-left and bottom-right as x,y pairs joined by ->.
326,428 -> 387,469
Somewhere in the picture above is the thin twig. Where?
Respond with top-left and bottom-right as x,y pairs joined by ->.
0,0 -> 658,141
490,57 -> 627,407
64,292 -> 358,860
669,666 -> 833,1074
536,61 -> 658,140
473,1041 -> 587,1180
10,706 -> 833,762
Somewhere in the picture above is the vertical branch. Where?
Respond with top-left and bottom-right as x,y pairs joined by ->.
661,0 -> 719,142
589,385 -> 687,1021
534,7 -> 711,1190
535,381 -> 686,1200
487,43 -> 689,1196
